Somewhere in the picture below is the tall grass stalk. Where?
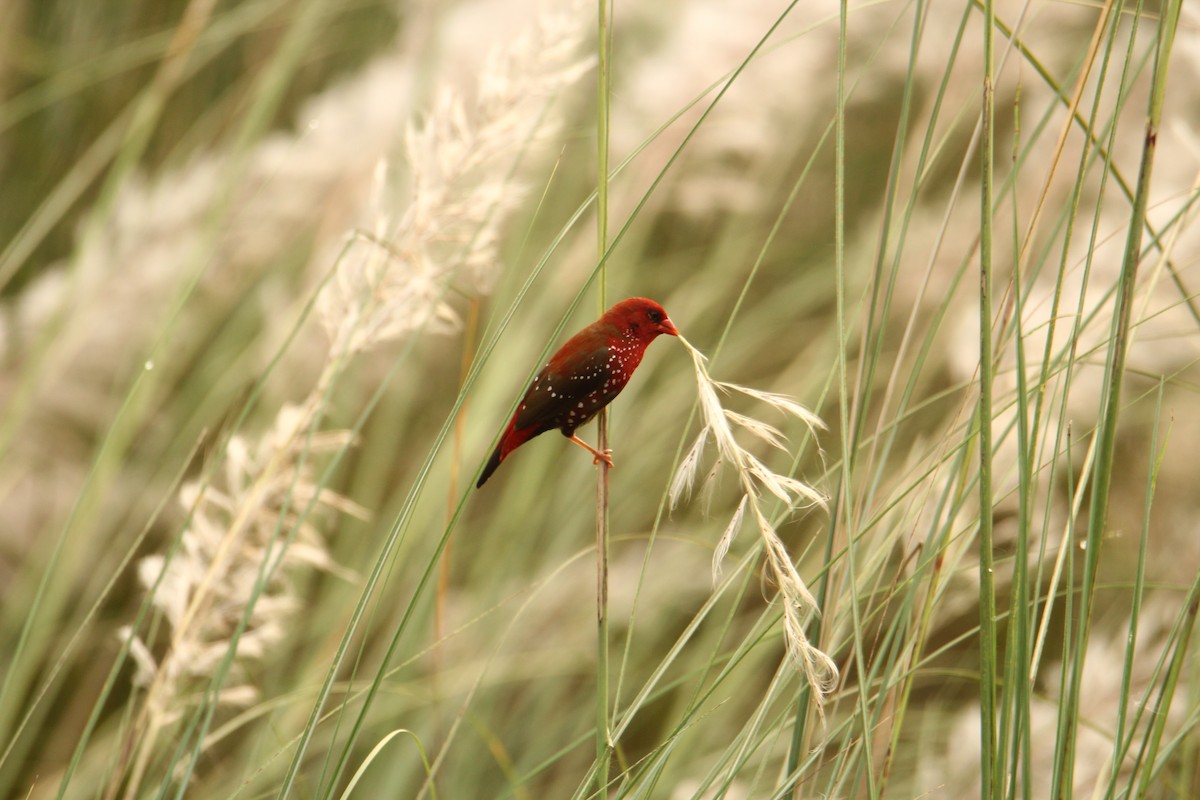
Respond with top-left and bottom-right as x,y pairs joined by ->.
1103,382 -> 1165,797
977,0 -> 998,794
830,0 -> 884,794
594,0 -> 613,796
1056,1 -> 1180,794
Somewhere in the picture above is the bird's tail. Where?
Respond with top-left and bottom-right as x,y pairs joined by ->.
476,442 -> 504,488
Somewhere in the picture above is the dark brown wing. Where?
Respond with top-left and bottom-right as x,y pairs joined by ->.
513,344 -> 610,433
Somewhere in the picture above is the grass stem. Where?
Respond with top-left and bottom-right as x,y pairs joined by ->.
977,0 -> 999,795
595,0 -> 612,795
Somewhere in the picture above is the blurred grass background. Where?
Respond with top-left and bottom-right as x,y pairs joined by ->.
1,0 -> 1199,797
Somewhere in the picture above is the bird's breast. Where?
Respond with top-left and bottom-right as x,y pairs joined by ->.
605,338 -> 645,381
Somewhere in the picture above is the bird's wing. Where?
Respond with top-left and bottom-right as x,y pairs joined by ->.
513,345 -> 609,431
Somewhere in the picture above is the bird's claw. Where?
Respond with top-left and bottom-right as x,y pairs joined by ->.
566,434 -> 615,469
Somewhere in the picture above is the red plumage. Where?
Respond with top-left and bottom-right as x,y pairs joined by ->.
477,297 -> 678,487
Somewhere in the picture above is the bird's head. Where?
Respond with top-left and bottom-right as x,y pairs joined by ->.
605,297 -> 679,343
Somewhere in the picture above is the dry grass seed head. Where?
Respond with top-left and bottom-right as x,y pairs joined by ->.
317,1 -> 590,359
123,404 -> 361,717
673,335 -> 836,700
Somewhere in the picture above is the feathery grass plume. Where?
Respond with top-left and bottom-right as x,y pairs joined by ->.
118,401 -> 365,791
670,335 -> 836,701
122,405 -> 362,711
316,1 -> 592,359
0,50 -> 418,585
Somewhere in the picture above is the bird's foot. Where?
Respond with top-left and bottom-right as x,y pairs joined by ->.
568,434 -> 615,469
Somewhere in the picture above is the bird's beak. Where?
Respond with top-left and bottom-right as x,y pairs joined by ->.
659,317 -> 679,337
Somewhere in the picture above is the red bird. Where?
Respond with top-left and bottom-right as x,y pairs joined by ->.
477,297 -> 679,487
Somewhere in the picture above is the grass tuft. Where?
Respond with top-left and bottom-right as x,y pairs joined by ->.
2,1 -> 1199,797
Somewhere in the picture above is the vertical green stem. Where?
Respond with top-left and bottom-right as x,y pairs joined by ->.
978,0 -> 998,796
1004,90 -> 1033,800
833,1 -> 879,796
1059,2 -> 1179,795
595,0 -> 612,795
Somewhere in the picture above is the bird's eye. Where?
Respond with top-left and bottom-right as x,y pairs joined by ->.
647,309 -> 662,323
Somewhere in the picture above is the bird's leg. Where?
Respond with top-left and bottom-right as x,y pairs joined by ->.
567,434 -> 615,468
